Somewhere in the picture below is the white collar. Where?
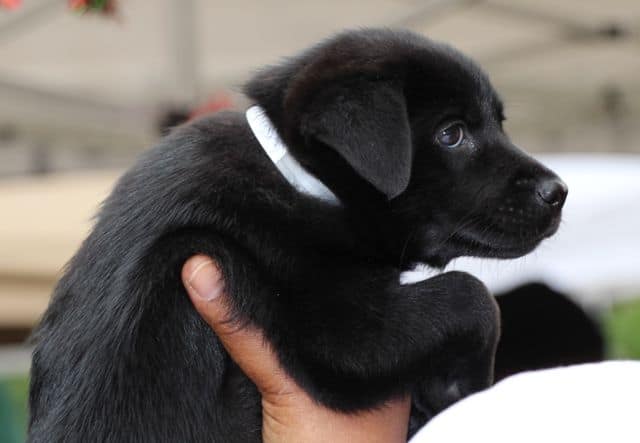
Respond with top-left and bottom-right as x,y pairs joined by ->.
399,263 -> 443,285
246,105 -> 340,205
246,106 -> 440,285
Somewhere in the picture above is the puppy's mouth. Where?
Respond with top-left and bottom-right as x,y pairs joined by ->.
449,212 -> 561,259
451,228 -> 544,258
406,197 -> 564,267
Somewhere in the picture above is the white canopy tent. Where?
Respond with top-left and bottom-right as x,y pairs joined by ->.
0,0 -> 639,177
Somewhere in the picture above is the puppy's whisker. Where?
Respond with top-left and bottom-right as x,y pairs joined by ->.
437,182 -> 494,250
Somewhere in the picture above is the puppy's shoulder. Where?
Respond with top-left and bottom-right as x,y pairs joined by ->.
159,110 -> 257,160
100,109 -> 290,229
121,110 -> 260,185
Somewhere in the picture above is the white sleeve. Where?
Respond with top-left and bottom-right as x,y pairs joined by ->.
409,361 -> 640,443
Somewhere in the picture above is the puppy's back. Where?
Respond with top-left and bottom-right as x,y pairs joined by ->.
28,112 -> 270,442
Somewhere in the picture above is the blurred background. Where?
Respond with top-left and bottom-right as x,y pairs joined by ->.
1,1 -> 639,441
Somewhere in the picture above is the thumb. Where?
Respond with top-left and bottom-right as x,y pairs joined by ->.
182,255 -> 295,394
182,255 -> 226,306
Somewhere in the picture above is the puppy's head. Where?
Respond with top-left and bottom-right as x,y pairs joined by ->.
246,29 -> 567,267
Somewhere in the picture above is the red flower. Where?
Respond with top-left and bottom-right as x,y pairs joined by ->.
0,0 -> 22,10
69,0 -> 117,15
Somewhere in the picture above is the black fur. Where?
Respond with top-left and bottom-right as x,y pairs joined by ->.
29,29 -> 566,442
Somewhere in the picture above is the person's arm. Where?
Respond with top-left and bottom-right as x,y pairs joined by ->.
182,255 -> 411,443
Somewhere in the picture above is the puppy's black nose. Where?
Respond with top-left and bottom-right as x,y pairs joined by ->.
537,178 -> 568,207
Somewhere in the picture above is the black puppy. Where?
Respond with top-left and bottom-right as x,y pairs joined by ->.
29,29 -> 567,442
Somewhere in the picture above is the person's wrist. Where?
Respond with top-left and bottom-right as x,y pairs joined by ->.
261,391 -> 411,443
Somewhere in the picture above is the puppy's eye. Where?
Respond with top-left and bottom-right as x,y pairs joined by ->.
436,123 -> 465,148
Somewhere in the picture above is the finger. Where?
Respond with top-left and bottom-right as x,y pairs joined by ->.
182,255 -> 295,394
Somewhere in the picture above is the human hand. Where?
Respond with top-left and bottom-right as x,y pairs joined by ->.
182,255 -> 411,443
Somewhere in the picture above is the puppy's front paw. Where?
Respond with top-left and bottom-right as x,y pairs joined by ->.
409,359 -> 491,437
409,272 -> 500,435
410,332 -> 498,430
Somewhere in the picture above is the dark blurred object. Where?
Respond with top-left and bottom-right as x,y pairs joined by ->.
494,283 -> 605,381
0,327 -> 30,345
156,108 -> 191,136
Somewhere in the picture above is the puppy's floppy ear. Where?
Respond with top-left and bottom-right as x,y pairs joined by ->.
300,79 -> 412,199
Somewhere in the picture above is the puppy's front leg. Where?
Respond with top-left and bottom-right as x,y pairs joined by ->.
276,267 -> 500,418
407,274 -> 500,435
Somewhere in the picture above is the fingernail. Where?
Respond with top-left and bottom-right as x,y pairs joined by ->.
186,258 -> 224,301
